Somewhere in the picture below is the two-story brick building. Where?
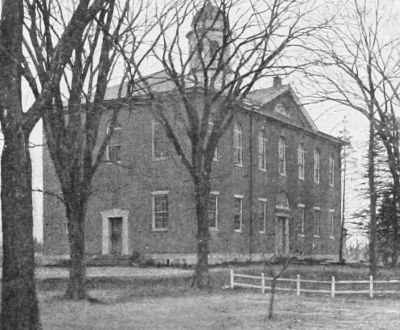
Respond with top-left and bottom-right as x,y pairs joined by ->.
42,4 -> 345,264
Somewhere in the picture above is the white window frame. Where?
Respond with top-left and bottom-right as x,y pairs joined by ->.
278,137 -> 286,176
329,155 -> 335,187
313,206 -> 321,237
151,191 -> 169,231
298,204 -> 305,236
258,130 -> 267,171
233,194 -> 243,232
233,122 -> 243,166
258,198 -> 267,233
314,149 -> 320,184
329,209 -> 335,238
152,119 -> 168,160
106,122 -> 122,163
298,144 -> 305,180
208,191 -> 219,230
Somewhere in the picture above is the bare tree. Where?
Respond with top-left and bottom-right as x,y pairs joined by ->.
304,0 -> 400,274
123,0 -> 328,288
0,0 -> 107,327
23,0 -> 158,299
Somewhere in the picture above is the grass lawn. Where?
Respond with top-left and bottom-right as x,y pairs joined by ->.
35,263 -> 400,329
40,290 -> 400,330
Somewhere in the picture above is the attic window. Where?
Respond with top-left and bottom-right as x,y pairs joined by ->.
274,103 -> 289,117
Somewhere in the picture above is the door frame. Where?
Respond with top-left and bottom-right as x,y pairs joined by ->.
101,209 -> 129,255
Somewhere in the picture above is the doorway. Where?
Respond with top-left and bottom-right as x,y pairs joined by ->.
276,216 -> 289,255
109,217 -> 123,255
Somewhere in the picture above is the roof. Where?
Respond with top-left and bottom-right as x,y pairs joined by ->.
104,71 -> 345,145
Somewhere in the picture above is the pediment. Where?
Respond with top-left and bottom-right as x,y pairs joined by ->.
247,87 -> 317,131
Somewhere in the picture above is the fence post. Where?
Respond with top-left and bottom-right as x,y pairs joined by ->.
296,274 -> 301,297
331,276 -> 335,298
261,273 -> 265,294
230,269 -> 234,289
369,275 -> 374,298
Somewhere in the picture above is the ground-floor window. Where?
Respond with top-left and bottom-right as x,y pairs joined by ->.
313,207 -> 321,237
298,204 -> 305,235
329,209 -> 335,238
152,191 -> 169,230
233,195 -> 243,231
208,192 -> 219,230
258,198 -> 267,233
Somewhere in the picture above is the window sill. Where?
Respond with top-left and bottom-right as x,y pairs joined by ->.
298,233 -> 305,237
259,230 -> 265,234
329,236 -> 335,239
234,163 -> 243,168
209,228 -> 219,232
234,229 -> 242,233
279,173 -> 286,177
151,228 -> 168,232
313,235 -> 320,238
259,168 -> 267,172
329,184 -> 334,188
298,177 -> 304,181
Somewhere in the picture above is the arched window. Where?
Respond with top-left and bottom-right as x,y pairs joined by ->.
314,149 -> 320,183
233,122 -> 243,165
298,143 -> 305,180
278,137 -> 286,175
276,192 -> 289,210
329,154 -> 335,186
258,130 -> 267,170
152,119 -> 168,159
106,121 -> 122,163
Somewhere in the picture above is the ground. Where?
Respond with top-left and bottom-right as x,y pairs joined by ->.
29,264 -> 400,329
40,291 -> 400,329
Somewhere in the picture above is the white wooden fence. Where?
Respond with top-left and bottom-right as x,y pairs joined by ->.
229,269 -> 400,298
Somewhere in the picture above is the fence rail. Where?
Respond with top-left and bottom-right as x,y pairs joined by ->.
229,269 -> 400,298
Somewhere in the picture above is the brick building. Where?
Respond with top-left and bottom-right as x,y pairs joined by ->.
42,5 -> 345,264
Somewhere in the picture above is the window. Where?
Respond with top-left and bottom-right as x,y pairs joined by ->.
208,192 -> 219,230
314,149 -> 320,183
106,122 -> 122,163
152,191 -> 169,230
329,154 -> 335,187
258,198 -> 267,233
233,195 -> 243,231
313,207 -> 321,237
233,122 -> 243,166
298,204 -> 305,235
152,119 -> 168,159
278,137 -> 286,175
298,143 -> 305,180
258,130 -> 267,171
208,121 -> 218,161
329,209 -> 335,238
210,40 -> 219,59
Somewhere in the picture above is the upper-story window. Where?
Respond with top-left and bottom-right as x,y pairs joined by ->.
329,154 -> 335,187
314,149 -> 320,184
152,119 -> 168,159
106,121 -> 122,163
258,130 -> 267,171
278,137 -> 286,176
208,121 -> 218,161
233,122 -> 243,166
297,143 -> 305,180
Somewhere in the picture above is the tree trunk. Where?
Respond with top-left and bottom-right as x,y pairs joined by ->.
268,279 -> 276,320
368,112 -> 377,276
64,199 -> 87,300
0,130 -> 41,330
192,174 -> 211,289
